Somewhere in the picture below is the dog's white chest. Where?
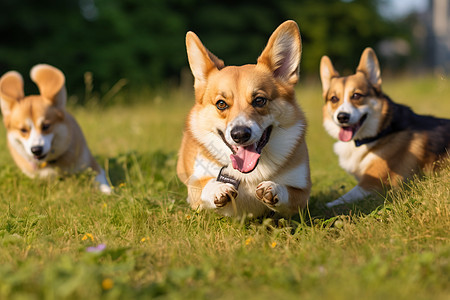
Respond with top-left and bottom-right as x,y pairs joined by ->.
334,141 -> 376,178
223,182 -> 271,217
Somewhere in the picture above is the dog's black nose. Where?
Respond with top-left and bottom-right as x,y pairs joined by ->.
337,112 -> 351,124
31,146 -> 44,156
231,126 -> 252,144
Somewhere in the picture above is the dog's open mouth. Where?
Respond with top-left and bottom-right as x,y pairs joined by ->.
34,153 -> 47,161
339,114 -> 367,142
218,126 -> 272,174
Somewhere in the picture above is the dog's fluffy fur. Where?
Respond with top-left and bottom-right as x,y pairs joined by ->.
177,21 -> 311,217
0,64 -> 111,193
320,48 -> 450,207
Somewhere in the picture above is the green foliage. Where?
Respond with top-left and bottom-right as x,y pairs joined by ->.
0,76 -> 449,299
0,0 -> 400,98
285,0 -> 395,74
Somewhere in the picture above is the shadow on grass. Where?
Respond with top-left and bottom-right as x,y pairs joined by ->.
307,192 -> 386,220
101,150 -> 179,189
101,150 -> 391,227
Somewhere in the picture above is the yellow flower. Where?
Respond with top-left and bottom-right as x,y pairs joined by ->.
245,238 -> 253,246
118,182 -> 126,188
102,278 -> 114,290
140,236 -> 150,243
185,214 -> 191,220
102,202 -> 107,209
270,242 -> 277,248
82,233 -> 94,242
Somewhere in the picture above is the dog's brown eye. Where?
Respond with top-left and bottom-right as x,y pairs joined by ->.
216,100 -> 229,111
330,96 -> 339,104
42,123 -> 51,131
20,128 -> 28,134
352,93 -> 363,100
252,97 -> 267,108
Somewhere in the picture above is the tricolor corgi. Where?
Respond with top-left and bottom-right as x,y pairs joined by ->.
0,64 -> 111,194
320,48 -> 450,207
177,21 -> 311,217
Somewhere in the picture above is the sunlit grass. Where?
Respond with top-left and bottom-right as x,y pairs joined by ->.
0,75 -> 448,299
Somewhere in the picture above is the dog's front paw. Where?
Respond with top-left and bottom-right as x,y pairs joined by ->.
96,170 -> 112,195
326,186 -> 372,208
214,186 -> 238,208
100,183 -> 112,195
255,181 -> 287,208
201,180 -> 238,209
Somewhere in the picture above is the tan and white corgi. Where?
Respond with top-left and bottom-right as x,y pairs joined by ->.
320,48 -> 450,207
0,64 -> 111,194
177,21 -> 311,217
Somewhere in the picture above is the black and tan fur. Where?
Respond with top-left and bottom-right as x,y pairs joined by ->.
320,47 -> 450,207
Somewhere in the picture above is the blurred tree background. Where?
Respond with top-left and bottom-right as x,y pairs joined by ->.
0,0 -> 419,99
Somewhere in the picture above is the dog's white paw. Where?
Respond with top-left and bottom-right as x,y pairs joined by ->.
255,181 -> 288,208
326,185 -> 372,208
96,170 -> 112,194
325,198 -> 347,208
99,183 -> 112,194
201,180 -> 238,209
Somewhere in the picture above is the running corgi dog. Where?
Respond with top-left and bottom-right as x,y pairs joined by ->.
177,21 -> 311,217
320,48 -> 450,207
0,64 -> 111,194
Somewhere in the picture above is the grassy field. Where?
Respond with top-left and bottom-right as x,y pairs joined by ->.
0,75 -> 449,299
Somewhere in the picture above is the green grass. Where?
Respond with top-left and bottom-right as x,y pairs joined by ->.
0,75 -> 449,299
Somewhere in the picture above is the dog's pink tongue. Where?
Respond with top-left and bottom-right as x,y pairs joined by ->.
230,144 -> 260,173
339,127 -> 355,142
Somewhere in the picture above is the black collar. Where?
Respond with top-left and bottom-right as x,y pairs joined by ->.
38,158 -> 58,168
354,126 -> 394,147
216,167 -> 240,189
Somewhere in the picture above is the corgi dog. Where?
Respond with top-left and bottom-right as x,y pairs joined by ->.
0,64 -> 111,194
177,21 -> 311,217
320,48 -> 450,207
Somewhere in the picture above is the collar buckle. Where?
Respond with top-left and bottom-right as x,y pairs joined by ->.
217,167 -> 240,190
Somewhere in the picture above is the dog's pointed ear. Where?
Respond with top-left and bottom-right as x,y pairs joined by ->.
186,31 -> 225,93
320,56 -> 339,96
257,20 -> 302,85
356,47 -> 382,90
30,64 -> 67,109
0,71 -> 24,123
